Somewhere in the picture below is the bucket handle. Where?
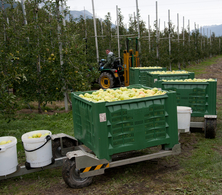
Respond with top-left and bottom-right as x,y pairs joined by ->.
23,135 -> 51,152
0,147 -> 6,152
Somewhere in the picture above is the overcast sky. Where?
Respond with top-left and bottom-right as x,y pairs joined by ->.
66,0 -> 222,33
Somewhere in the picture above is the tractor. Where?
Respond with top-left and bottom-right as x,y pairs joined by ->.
98,57 -> 124,89
98,37 -> 140,89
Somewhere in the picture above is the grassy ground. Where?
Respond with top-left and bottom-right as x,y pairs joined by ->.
186,56 -> 222,75
0,55 -> 222,194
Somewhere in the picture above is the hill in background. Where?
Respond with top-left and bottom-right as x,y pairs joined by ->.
202,24 -> 222,37
68,10 -> 93,20
0,1 -> 17,9
67,10 -> 117,28
69,10 -> 222,37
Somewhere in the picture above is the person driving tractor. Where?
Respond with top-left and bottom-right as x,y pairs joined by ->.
98,49 -> 124,89
102,49 -> 115,69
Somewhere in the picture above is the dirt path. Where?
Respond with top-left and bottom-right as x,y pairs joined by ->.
197,59 -> 222,109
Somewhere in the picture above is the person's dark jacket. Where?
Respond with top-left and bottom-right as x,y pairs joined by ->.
103,52 -> 115,69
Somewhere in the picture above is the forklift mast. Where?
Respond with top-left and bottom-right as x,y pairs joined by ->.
123,38 -> 140,86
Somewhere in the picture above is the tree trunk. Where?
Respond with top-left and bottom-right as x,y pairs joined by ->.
38,101 -> 42,113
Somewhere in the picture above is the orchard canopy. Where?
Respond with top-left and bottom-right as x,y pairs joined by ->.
0,0 -> 221,118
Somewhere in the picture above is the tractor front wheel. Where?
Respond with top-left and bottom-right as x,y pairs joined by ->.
99,72 -> 114,89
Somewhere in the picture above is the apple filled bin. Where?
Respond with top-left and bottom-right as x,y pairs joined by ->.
155,78 -> 217,117
0,136 -> 18,176
71,84 -> 179,161
145,70 -> 195,88
129,66 -> 167,85
21,130 -> 53,168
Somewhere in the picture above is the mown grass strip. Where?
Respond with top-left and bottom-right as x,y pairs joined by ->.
184,55 -> 222,76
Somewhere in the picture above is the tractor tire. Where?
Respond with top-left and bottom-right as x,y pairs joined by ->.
62,158 -> 93,188
204,118 -> 217,139
99,72 -> 115,89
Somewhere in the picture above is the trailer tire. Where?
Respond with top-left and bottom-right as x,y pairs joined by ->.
62,158 -> 93,188
52,138 -> 75,158
204,118 -> 217,139
99,72 -> 114,89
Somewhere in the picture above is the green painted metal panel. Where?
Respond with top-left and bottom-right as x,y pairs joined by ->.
155,79 -> 217,117
145,71 -> 195,87
129,67 -> 167,85
71,84 -> 179,161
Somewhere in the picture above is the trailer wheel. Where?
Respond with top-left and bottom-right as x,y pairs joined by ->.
204,118 -> 217,139
62,158 -> 93,188
52,138 -> 75,158
99,72 -> 114,89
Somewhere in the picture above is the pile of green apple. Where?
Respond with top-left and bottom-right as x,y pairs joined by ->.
79,87 -> 166,102
28,132 -> 50,139
162,78 -> 215,82
0,140 -> 12,145
131,66 -> 163,69
150,70 -> 189,74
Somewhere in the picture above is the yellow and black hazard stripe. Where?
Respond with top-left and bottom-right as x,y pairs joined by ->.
80,163 -> 109,173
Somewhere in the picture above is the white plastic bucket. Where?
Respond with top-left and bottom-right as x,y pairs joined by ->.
0,136 -> 18,176
21,130 -> 53,168
177,106 -> 192,133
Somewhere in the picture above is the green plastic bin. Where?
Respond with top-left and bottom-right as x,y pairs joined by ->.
155,79 -> 217,117
145,71 -> 195,88
71,84 -> 179,161
130,67 -> 167,85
